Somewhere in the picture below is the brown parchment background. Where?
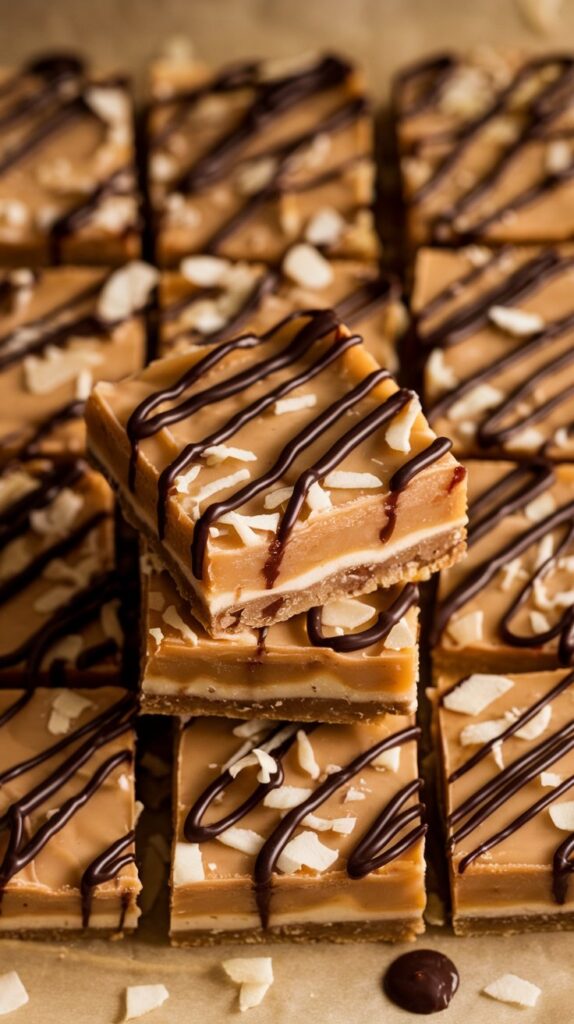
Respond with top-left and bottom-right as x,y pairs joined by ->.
1,1 -> 574,1021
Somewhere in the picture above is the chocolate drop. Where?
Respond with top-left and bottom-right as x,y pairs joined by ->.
383,949 -> 459,1015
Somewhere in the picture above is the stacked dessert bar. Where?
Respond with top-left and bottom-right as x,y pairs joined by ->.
83,50 -> 471,945
396,50 -> 574,935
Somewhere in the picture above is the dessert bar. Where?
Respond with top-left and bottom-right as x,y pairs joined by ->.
0,455 -> 127,686
0,53 -> 140,265
0,263 -> 153,462
435,667 -> 574,935
159,255 -> 402,371
412,245 -> 574,460
170,714 -> 426,942
86,310 -> 467,633
141,547 -> 419,720
148,52 -> 378,266
433,460 -> 574,673
0,686 -> 140,936
395,51 -> 574,246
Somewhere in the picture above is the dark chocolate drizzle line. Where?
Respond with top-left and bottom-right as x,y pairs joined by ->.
184,721 -> 423,929
80,830 -> 136,928
398,54 -> 574,240
0,692 -> 136,915
306,583 -> 418,653
17,400 -> 86,459
432,460 -> 574,664
444,670 -> 574,900
49,165 -> 139,263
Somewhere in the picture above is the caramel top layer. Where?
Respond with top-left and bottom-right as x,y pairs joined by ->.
395,51 -> 574,244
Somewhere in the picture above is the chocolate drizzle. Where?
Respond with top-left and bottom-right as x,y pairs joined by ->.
0,691 -> 137,926
81,830 -> 136,928
183,720 -> 424,929
444,669 -> 574,902
396,54 -> 574,243
432,459 -> 574,664
307,583 -> 418,653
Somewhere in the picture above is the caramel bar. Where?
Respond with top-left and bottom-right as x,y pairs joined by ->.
0,687 -> 140,936
141,547 -> 419,720
148,52 -> 378,266
159,256 -> 402,371
412,245 -> 574,460
86,311 -> 467,633
0,456 -> 126,686
170,715 -> 426,943
433,460 -> 574,674
435,667 -> 574,935
395,51 -> 574,246
0,263 -> 155,463
0,53 -> 140,265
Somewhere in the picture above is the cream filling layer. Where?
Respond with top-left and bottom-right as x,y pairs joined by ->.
170,905 -> 423,932
143,673 -> 416,706
454,903 -> 574,919
0,910 -> 140,930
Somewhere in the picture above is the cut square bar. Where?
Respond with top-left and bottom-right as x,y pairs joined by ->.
170,714 -> 426,943
86,311 -> 467,634
395,51 -> 574,247
0,687 -> 140,936
0,55 -> 140,265
432,460 -> 574,674
412,245 -> 574,461
435,667 -> 574,935
148,52 -> 378,266
0,456 -> 128,686
140,546 -> 419,720
0,263 -> 153,462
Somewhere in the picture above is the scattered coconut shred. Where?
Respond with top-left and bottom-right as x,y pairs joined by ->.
222,958 -> 274,1012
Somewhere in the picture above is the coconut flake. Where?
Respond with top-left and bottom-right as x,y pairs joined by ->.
232,720 -> 271,739
296,730 -> 320,779
30,488 -> 83,536
277,830 -> 338,874
344,787 -> 366,802
530,610 -> 550,635
162,605 -> 198,645
488,305 -> 544,336
443,673 -> 514,716
203,445 -> 257,466
173,465 -> 201,493
149,627 -> 164,646
385,397 -> 421,453
305,207 -> 345,247
447,610 -> 484,646
282,244 -> 334,289
459,717 -> 510,746
525,492 -> 556,523
52,689 -> 93,720
483,974 -> 541,1008
125,984 -> 170,1020
186,469 -> 251,519
263,785 -> 313,810
322,598 -> 375,630
371,747 -> 401,772
323,470 -> 383,490
219,512 -> 279,547
426,348 -> 459,394
384,617 -> 415,650
217,828 -> 265,855
273,393 -> 317,416
264,486 -> 294,509
506,427 -> 544,453
97,262 -> 159,323
180,255 -> 230,287
222,958 -> 273,1013
549,801 -> 574,830
302,813 -> 357,835
306,480 -> 332,512
540,771 -> 562,787
173,842 -> 204,884
515,704 -> 552,740
0,972 -> 29,1016
449,384 -> 503,421
229,748 -> 278,784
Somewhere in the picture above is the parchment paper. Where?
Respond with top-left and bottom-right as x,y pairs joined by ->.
0,1 -> 573,1020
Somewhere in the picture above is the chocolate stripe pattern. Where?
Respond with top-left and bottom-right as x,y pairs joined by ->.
183,720 -> 425,929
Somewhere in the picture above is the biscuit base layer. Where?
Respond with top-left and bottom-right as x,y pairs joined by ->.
89,446 -> 466,632
0,926 -> 135,940
141,691 -> 412,722
170,917 -> 424,946
453,912 -> 574,937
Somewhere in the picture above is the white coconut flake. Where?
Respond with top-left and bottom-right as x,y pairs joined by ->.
264,486 -> 294,509
273,393 -> 317,416
0,972 -> 29,1016
302,813 -> 357,835
323,470 -> 383,490
305,206 -> 345,246
219,511 -> 279,547
384,617 -> 415,650
448,384 -> 503,421
149,627 -> 164,646
459,717 -> 510,746
548,801 -> 574,831
385,397 -> 421,453
322,598 -> 375,630
232,719 -> 271,739
228,748 -> 278,784
426,348 -> 459,393
506,426 -> 544,453
30,488 -> 83,536
488,305 -> 544,336
443,673 -> 514,716
173,842 -> 204,884
296,730 -> 320,779
173,465 -> 201,493
282,243 -> 334,289
500,557 -> 529,591
162,605 -> 198,645
306,480 -> 332,512
97,262 -> 159,323
515,704 -> 552,740
344,787 -> 366,802
217,828 -> 265,855
263,785 -> 313,810
483,973 -> 541,1008
186,469 -> 251,519
371,747 -> 401,772
222,958 -> 273,1013
277,830 -> 338,874
447,610 -> 484,646
52,689 -> 93,721
180,255 -> 230,287
525,492 -> 556,523
540,771 -> 562,787
530,610 -> 550,635
491,740 -> 505,770
203,444 -> 257,466
125,984 -> 170,1020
